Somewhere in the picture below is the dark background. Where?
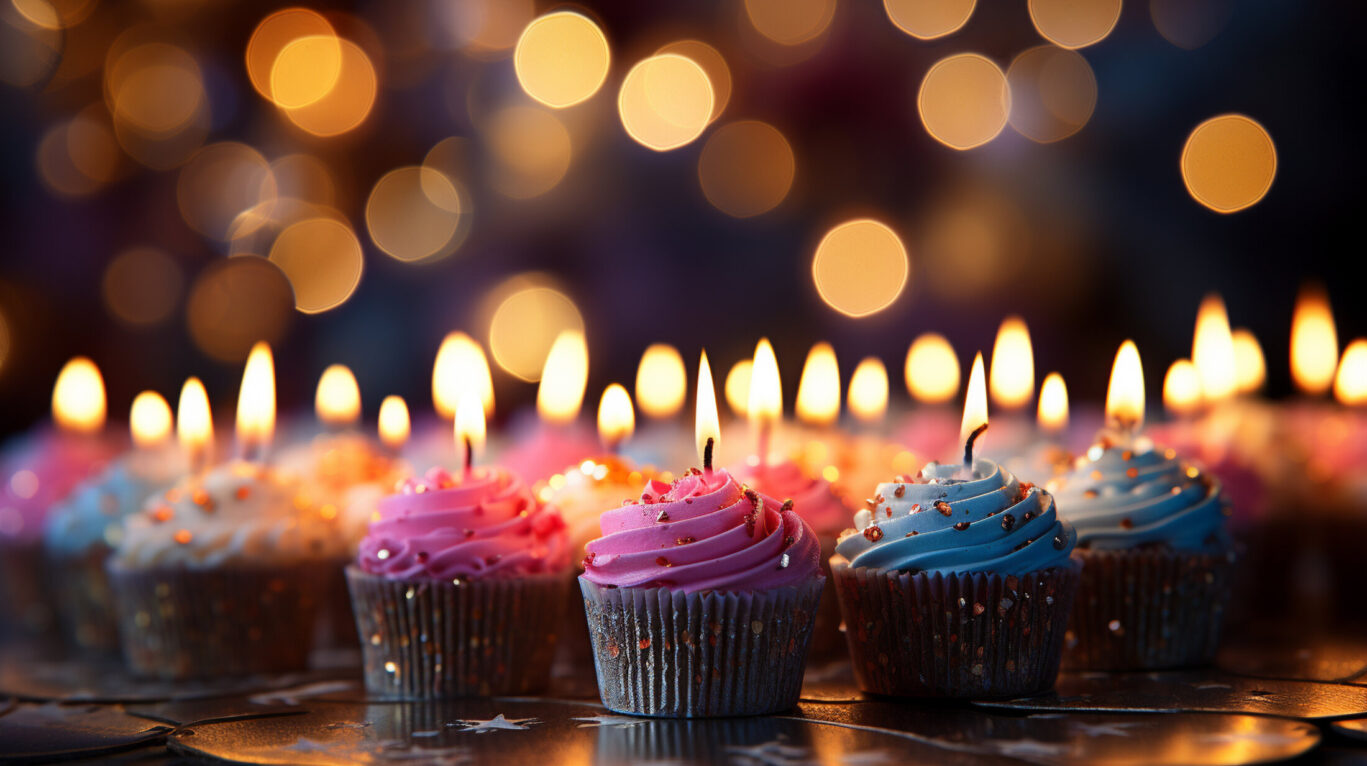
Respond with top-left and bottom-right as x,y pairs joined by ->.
1,0 -> 1362,437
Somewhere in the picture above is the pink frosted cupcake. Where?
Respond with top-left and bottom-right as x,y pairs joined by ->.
579,468 -> 824,718
348,465 -> 571,699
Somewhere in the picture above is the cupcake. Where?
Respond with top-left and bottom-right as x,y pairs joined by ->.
43,443 -> 186,654
1049,441 -> 1236,670
348,465 -> 571,699
107,460 -> 345,679
831,458 -> 1080,699
579,468 -> 824,718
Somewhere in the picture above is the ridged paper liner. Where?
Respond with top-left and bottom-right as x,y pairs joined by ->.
594,716 -> 795,763
346,566 -> 567,699
107,562 -> 320,680
1063,546 -> 1237,671
808,536 -> 845,660
316,557 -> 359,651
47,545 -> 119,656
0,539 -> 57,645
579,576 -> 825,718
832,559 -> 1080,699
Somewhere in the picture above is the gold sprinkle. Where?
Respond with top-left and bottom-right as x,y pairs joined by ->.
384,661 -> 397,673
235,486 -> 250,501
173,529 -> 192,544
1186,466 -> 1200,479
320,504 -> 338,520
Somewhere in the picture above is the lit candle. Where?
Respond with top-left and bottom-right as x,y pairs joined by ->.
236,342 -> 275,462
1001,370 -> 1074,480
897,332 -> 962,462
455,390 -> 486,479
792,341 -> 844,483
412,331 -> 496,468
747,338 -> 782,468
500,329 -> 598,482
622,344 -> 690,469
1291,284 -> 1337,398
724,359 -> 753,422
696,350 -> 720,478
177,377 -> 213,474
836,357 -> 920,514
598,383 -> 635,454
378,396 -> 410,455
1102,340 -> 1146,448
315,365 -> 361,432
848,357 -> 889,426
959,351 -> 989,477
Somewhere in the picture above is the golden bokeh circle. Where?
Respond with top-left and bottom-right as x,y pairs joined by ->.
1180,114 -> 1277,213
1028,0 -> 1122,49
618,54 -> 714,152
246,8 -> 335,101
513,11 -> 610,108
918,53 -> 1010,150
744,0 -> 836,46
656,40 -> 731,123
485,104 -> 572,198
487,280 -> 585,382
884,0 -> 976,40
177,142 -> 277,241
698,120 -> 795,218
186,256 -> 294,362
365,166 -> 466,263
812,219 -> 910,318
269,34 -> 344,109
268,217 -> 364,313
279,38 -> 377,137
102,247 -> 184,327
106,42 -> 205,134
1007,45 -> 1097,143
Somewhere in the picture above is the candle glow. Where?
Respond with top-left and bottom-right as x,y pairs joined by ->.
1231,328 -> 1267,394
598,383 -> 635,450
377,395 -> 410,450
1037,372 -> 1069,434
177,377 -> 213,464
695,351 -> 720,468
315,364 -> 361,427
748,338 -> 782,458
130,391 -> 173,448
1192,293 -> 1236,403
455,390 -> 487,471
848,357 -> 888,423
537,329 -> 589,424
1163,359 -> 1202,417
1334,340 -> 1367,407
1291,284 -> 1338,396
52,356 -> 106,434
795,342 -> 840,427
236,341 -> 276,453
960,352 -> 988,445
906,333 -> 960,404
724,359 -> 753,418
1106,340 -> 1145,432
433,331 -> 494,419
989,316 -> 1035,410
635,343 -> 687,419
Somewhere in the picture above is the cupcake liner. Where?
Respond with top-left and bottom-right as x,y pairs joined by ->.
107,562 -> 320,680
594,715 -> 798,764
346,566 -> 568,699
1064,546 -> 1238,671
808,535 -> 845,661
47,545 -> 120,656
0,539 -> 58,646
831,559 -> 1080,699
554,578 -> 596,672
315,558 -> 359,651
579,576 -> 825,718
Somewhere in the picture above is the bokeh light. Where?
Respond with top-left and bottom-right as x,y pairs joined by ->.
485,104 -> 572,198
268,217 -> 364,314
884,0 -> 976,40
537,330 -> 590,424
365,166 -> 466,263
377,395 -> 410,449
1231,327 -> 1266,394
1028,0 -> 1122,49
513,11 -> 610,109
271,153 -> 335,206
1191,293 -> 1236,403
486,276 -> 585,382
918,53 -> 1010,150
432,331 -> 494,419
270,34 -> 344,109
0,1 -> 61,88
101,247 -> 184,327
1007,45 -> 1097,143
177,143 -> 277,241
1150,0 -> 1233,50
36,109 -> 120,198
430,0 -> 535,58
105,40 -> 210,168
1181,114 -> 1277,213
795,342 -> 840,427
906,333 -> 960,404
1037,372 -> 1069,433
278,38 -> 377,137
52,357 -> 105,434
724,359 -> 753,419
811,219 -> 909,318
129,391 -> 173,448
917,182 -> 1032,296
635,343 -> 687,419
1163,358 -> 1202,416
315,364 -> 360,426
246,8 -> 336,102
186,256 -> 294,363
697,120 -> 795,218
1290,283 -> 1338,396
618,54 -> 714,152
744,0 -> 836,47
1335,340 -> 1367,407
656,40 -> 731,123
848,357 -> 889,423
989,316 -> 1035,410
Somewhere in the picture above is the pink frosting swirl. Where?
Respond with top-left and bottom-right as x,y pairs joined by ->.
735,458 -> 847,535
357,466 -> 569,581
580,469 -> 820,593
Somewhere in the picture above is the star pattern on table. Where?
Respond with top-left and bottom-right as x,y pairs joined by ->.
571,714 -> 648,729
725,739 -> 814,766
447,714 -> 539,734
838,750 -> 896,764
1072,721 -> 1140,737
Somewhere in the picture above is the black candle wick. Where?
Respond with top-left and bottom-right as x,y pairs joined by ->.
703,436 -> 714,472
963,423 -> 989,470
464,435 -> 474,473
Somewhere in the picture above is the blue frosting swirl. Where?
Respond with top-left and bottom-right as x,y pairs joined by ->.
44,450 -> 185,556
834,459 -> 1076,576
1049,444 -> 1228,552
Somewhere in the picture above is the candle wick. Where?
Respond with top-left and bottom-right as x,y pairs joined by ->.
703,436 -> 714,474
963,422 -> 989,472
463,435 -> 474,476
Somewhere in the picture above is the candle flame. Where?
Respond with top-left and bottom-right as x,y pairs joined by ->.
52,357 -> 106,434
236,341 -> 276,452
989,316 -> 1034,411
176,377 -> 213,458
1231,328 -> 1266,394
455,389 -> 486,464
724,359 -> 752,418
432,331 -> 494,419
959,352 -> 987,445
848,357 -> 888,423
598,383 -> 635,449
795,342 -> 840,426
906,332 -> 960,404
315,364 -> 361,426
696,350 -> 720,466
130,391 -> 173,448
1192,293 -> 1236,403
1163,359 -> 1202,417
748,338 -> 782,429
537,329 -> 589,424
1037,372 -> 1069,434
1291,283 -> 1338,396
1106,340 -> 1145,430
635,344 -> 686,419
1335,340 -> 1367,406
377,395 -> 410,450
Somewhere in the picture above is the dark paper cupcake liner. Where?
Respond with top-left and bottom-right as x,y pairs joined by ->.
831,559 -> 1080,699
107,562 -> 320,680
315,557 -> 359,651
346,566 -> 568,699
579,576 -> 825,718
0,539 -> 58,646
1063,546 -> 1238,671
808,535 -> 845,661
47,545 -> 119,656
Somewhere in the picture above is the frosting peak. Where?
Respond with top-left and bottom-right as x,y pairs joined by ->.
581,469 -> 821,593
834,459 -> 1076,576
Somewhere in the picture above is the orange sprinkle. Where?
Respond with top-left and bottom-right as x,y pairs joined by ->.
1126,467 -> 1139,479
151,506 -> 173,523
235,486 -> 250,501
320,504 -> 338,520
173,529 -> 192,544
164,489 -> 181,503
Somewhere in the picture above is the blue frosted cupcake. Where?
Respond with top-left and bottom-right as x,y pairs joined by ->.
831,459 -> 1080,698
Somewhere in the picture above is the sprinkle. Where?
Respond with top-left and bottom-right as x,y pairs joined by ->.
910,503 -> 922,514
1090,470 -> 1103,480
893,484 -> 906,498
173,529 -> 192,544
778,553 -> 790,569
1120,518 -> 1134,530
743,488 -> 761,509
1053,534 -> 1067,549
675,536 -> 696,545
884,506 -> 892,518
581,552 -> 595,569
639,638 -> 651,650
150,506 -> 173,523
463,529 -> 475,538
1001,514 -> 1015,531
780,499 -> 794,512
934,501 -> 953,517
1126,467 -> 1139,479
234,486 -> 250,501
783,535 -> 795,547
377,549 -> 390,560
1083,489 -> 1099,499
656,509 -> 669,522
1171,487 -> 1182,495
656,556 -> 671,567
863,526 -> 884,542
416,551 -> 429,563
953,521 -> 970,531
1023,510 -> 1035,522
192,489 -> 214,510
1122,450 -> 1133,461
905,531 -> 917,537
1186,466 -> 1200,479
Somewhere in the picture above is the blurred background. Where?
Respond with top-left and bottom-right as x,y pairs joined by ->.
0,0 -> 1361,435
